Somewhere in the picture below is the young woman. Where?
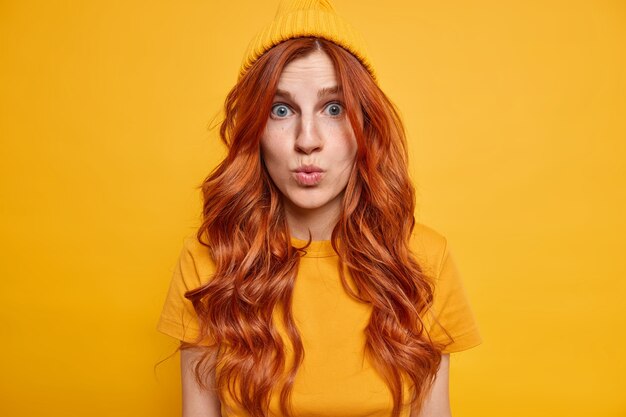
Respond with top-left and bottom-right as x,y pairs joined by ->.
157,2 -> 481,417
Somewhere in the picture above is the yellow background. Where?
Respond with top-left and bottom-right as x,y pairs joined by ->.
1,0 -> 624,416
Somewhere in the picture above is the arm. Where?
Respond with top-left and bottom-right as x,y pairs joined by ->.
411,354 -> 452,417
181,343 -> 222,417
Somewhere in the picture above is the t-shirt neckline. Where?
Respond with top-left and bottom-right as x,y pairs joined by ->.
290,236 -> 338,258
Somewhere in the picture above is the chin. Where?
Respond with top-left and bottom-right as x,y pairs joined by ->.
286,191 -> 339,212
288,198 -> 330,211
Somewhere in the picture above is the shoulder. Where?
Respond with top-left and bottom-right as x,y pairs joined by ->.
409,223 -> 449,279
410,222 -> 448,251
181,233 -> 211,258
177,233 -> 217,287
410,224 -> 483,352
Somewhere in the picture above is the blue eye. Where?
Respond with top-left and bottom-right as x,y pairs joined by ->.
325,102 -> 344,116
271,104 -> 292,118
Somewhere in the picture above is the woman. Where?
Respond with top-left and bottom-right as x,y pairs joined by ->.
157,1 -> 482,417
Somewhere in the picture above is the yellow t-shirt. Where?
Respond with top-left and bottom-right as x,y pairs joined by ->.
157,223 -> 482,417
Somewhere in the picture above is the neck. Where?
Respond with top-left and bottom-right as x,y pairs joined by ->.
284,198 -> 342,241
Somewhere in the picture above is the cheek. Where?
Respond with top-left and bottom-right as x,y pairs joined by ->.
330,124 -> 358,162
261,125 -> 289,158
260,137 -> 286,179
260,130 -> 277,159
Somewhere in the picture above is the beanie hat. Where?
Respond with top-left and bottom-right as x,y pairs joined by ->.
238,0 -> 376,82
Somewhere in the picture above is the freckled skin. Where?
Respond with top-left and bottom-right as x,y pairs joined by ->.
260,50 -> 359,240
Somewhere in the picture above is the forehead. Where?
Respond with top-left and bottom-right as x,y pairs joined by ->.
277,50 -> 338,88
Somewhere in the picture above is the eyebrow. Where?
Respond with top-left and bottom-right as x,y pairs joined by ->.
274,85 -> 343,100
317,85 -> 342,98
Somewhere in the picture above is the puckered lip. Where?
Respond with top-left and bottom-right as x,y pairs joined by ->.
293,165 -> 324,173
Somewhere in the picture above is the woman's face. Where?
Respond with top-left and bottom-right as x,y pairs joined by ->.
260,49 -> 359,225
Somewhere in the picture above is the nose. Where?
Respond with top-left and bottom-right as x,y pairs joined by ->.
294,115 -> 323,155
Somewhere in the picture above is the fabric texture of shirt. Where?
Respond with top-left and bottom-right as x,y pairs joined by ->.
157,223 -> 482,417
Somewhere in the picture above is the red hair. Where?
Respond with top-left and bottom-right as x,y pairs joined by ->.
184,37 -> 444,417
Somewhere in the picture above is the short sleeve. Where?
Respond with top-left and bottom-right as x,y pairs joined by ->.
156,236 -> 216,345
412,225 -> 482,354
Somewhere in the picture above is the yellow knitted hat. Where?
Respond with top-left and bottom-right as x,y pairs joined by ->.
238,0 -> 376,82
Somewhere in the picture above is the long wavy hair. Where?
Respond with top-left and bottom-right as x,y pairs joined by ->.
183,37 -> 444,417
